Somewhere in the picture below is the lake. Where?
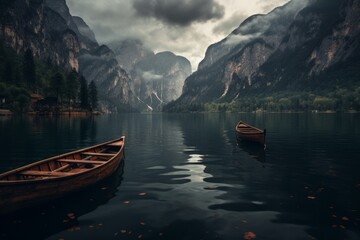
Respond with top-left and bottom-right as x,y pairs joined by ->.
0,113 -> 359,240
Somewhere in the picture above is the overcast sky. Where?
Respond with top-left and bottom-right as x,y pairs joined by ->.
67,0 -> 289,71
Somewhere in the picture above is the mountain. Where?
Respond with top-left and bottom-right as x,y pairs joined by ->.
167,0 -> 360,110
45,0 -> 134,111
109,39 -> 153,73
0,0 -> 133,112
0,0 -> 81,70
72,16 -> 97,44
110,40 -> 191,111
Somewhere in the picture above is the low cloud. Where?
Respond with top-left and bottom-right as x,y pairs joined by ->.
224,33 -> 262,46
132,0 -> 225,26
142,71 -> 163,81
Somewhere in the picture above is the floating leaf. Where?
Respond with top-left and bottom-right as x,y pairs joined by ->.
140,222 -> 146,225
342,216 -> 349,221
67,213 -> 76,219
139,192 -> 147,196
123,201 -> 130,204
244,231 -> 256,239
307,196 -> 316,200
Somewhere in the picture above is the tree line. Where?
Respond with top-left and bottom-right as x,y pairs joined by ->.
0,42 -> 98,113
164,88 -> 360,113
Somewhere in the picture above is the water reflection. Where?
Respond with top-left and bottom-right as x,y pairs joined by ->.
0,113 -> 359,240
0,162 -> 124,240
236,136 -> 266,163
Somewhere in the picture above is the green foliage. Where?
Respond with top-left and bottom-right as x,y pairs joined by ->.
79,76 -> 89,109
165,87 -> 360,113
0,41 -> 88,113
88,80 -> 98,110
65,69 -> 80,102
23,49 -> 37,90
0,83 -> 30,112
50,71 -> 65,99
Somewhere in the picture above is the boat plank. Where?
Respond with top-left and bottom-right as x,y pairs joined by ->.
107,141 -> 123,147
20,170 -> 74,177
57,159 -> 105,165
81,152 -> 115,157
52,164 -> 70,172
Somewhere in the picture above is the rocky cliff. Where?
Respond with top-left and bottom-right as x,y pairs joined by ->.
0,0 -> 133,111
0,0 -> 80,71
168,0 -> 360,109
110,40 -> 191,111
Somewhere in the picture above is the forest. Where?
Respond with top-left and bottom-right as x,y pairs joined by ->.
0,41 -> 98,113
164,88 -> 360,113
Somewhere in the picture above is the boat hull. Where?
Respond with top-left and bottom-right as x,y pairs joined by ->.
236,132 -> 265,145
235,121 -> 266,146
0,137 -> 125,215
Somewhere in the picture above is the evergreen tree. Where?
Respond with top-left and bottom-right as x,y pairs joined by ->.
88,80 -> 98,110
79,76 -> 89,109
50,71 -> 64,100
23,49 -> 36,90
3,61 -> 13,83
65,68 -> 79,108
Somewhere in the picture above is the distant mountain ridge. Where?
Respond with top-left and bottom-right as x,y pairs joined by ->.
109,40 -> 191,111
167,0 -> 360,110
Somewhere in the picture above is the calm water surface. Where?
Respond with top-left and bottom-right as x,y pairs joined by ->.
0,113 -> 359,240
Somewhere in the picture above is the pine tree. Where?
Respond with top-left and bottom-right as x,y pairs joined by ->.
65,68 -> 79,108
23,49 -> 36,90
88,80 -> 98,111
51,71 -> 64,100
79,76 -> 89,109
3,61 -> 13,84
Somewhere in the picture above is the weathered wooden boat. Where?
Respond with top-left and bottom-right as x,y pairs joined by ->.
0,136 -> 125,214
235,121 -> 266,146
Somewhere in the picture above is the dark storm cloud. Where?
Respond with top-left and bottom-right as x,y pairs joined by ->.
132,0 -> 225,26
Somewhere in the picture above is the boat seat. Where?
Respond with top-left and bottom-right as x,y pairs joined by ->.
107,141 -> 123,147
57,159 -> 106,165
81,152 -> 115,157
20,170 -> 74,177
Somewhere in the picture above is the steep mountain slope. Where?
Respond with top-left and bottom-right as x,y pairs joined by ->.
0,0 -> 134,111
109,39 -> 153,73
110,40 -> 191,111
168,0 -> 360,110
0,0 -> 80,70
46,0 -> 134,111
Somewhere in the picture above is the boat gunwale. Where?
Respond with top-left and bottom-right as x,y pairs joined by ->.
0,136 -> 125,185
235,121 -> 264,134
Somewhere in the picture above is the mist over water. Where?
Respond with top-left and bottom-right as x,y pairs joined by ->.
0,113 -> 359,240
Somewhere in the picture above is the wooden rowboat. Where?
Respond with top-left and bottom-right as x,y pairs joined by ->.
235,121 -> 266,146
0,136 -> 125,214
